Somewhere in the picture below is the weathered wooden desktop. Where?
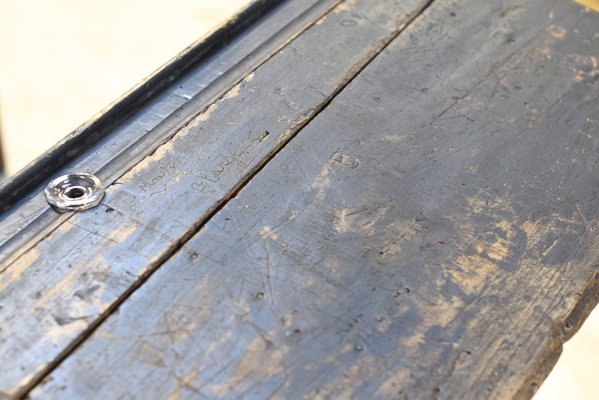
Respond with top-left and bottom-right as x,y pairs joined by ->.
0,0 -> 598,398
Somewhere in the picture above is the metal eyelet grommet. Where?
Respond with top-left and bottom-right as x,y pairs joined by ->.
44,173 -> 105,212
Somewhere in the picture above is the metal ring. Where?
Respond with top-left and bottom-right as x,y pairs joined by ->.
44,173 -> 105,212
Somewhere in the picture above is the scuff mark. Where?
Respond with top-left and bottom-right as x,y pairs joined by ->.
0,248 -> 40,290
223,84 -> 242,100
207,336 -> 284,396
567,54 -> 599,83
546,25 -> 567,39
331,151 -> 360,169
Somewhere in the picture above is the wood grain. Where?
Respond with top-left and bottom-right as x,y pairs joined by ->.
0,0 -> 338,270
0,0 -> 432,397
30,0 -> 599,399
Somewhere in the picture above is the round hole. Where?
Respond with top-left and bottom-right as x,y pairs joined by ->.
64,186 -> 87,199
564,322 -> 573,330
45,173 -> 105,212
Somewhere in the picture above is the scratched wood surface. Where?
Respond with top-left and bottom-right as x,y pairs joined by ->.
0,0 -> 339,269
0,0 -> 433,397
18,0 -> 599,398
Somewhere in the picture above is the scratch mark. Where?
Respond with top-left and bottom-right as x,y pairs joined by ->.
291,153 -> 315,192
263,241 -> 276,309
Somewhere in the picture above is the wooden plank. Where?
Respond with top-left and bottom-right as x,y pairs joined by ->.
0,0 -> 339,268
0,0 -> 433,397
29,0 -> 599,398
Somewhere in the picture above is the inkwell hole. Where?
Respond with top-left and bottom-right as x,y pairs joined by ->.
65,186 -> 86,199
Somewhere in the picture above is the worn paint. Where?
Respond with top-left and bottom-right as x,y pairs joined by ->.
333,0 -> 357,14
574,0 -> 599,12
546,24 -> 567,39
0,248 -> 39,290
207,336 -> 285,396
165,368 -> 202,400
11,0 -> 599,399
8,0 -> 439,397
180,103 -> 219,133
43,319 -> 88,343
223,83 -> 242,100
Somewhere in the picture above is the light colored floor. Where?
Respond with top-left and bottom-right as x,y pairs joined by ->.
535,308 -> 599,399
0,1 -> 596,398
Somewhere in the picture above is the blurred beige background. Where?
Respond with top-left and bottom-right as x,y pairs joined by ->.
0,1 -> 597,398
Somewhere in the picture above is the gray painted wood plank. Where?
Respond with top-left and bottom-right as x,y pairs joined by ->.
29,0 -> 599,398
0,0 -> 432,397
